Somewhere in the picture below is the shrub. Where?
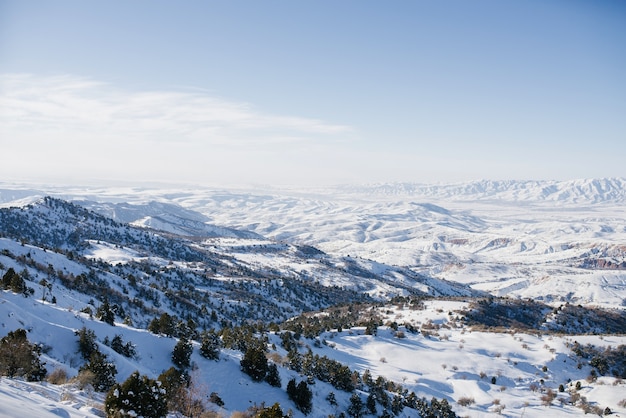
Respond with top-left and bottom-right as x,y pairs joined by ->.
73,369 -> 96,390
209,392 -> 224,407
541,388 -> 557,406
257,403 -> 285,418
47,367 -> 69,385
458,396 -> 475,407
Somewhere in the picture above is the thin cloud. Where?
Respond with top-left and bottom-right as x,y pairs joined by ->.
0,73 -> 353,146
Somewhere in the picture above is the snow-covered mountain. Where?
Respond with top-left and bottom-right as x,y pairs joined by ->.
1,178 -> 625,307
335,178 -> 626,204
0,180 -> 625,417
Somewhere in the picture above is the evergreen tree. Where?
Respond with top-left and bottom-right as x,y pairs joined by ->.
157,367 -> 189,412
265,362 -> 282,387
109,334 -> 136,358
286,378 -> 312,415
347,393 -> 364,418
1,268 -> 16,289
2,267 -> 28,295
257,402 -> 286,418
79,350 -> 117,392
96,297 -> 115,326
287,348 -> 302,372
75,327 -> 98,360
240,345 -> 268,381
159,312 -> 175,337
391,394 -> 404,415
105,371 -> 167,418
172,337 -> 192,370
148,313 -> 176,336
0,329 -> 46,381
366,393 -> 377,414
199,329 -> 221,360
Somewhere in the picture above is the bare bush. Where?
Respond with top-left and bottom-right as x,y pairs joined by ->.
541,388 -> 557,406
457,396 -> 475,407
47,367 -> 68,385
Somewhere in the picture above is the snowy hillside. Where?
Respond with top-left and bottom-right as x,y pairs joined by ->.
1,288 -> 625,417
0,181 -> 625,417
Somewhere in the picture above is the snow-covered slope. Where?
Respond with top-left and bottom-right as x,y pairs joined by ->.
1,287 -> 625,417
0,185 -> 625,416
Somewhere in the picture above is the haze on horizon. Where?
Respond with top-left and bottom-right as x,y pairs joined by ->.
1,1 -> 624,188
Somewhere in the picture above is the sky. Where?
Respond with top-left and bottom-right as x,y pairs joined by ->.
0,0 -> 625,187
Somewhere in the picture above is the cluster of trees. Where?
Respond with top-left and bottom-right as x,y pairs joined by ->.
462,297 -> 626,335
288,348 -> 356,392
1,267 -> 34,296
571,342 -> 626,378
103,334 -> 137,359
75,327 -> 118,392
286,378 -> 312,414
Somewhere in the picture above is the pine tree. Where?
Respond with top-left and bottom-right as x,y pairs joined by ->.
75,327 -> 98,360
110,334 -> 136,358
347,393 -> 364,418
157,367 -> 189,412
391,394 -> 404,415
265,362 -> 282,387
240,345 -> 268,382
366,393 -> 377,414
96,297 -> 115,325
172,337 -> 192,370
2,268 -> 28,295
105,371 -> 167,418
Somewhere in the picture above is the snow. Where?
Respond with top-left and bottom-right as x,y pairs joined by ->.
0,179 -> 625,416
0,378 -> 105,418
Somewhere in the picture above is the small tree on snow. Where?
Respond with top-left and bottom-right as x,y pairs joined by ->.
240,345 -> 268,382
105,371 -> 167,418
172,337 -> 193,370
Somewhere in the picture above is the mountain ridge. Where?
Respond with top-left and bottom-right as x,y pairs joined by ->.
335,177 -> 626,203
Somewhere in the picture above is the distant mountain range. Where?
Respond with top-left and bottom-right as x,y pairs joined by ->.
336,177 -> 626,203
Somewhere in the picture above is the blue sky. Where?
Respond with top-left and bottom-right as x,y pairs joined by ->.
1,0 -> 624,186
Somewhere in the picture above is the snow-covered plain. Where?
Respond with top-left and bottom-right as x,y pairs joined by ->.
0,179 -> 625,417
